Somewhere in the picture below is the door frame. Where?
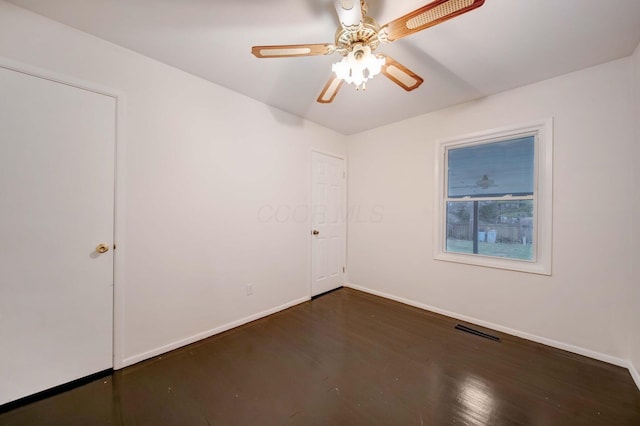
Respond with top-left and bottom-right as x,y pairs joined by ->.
308,149 -> 348,297
0,57 -> 127,370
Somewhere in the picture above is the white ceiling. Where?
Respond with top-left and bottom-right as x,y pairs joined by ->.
8,0 -> 640,135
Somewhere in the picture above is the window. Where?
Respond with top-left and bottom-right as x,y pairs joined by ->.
434,119 -> 553,274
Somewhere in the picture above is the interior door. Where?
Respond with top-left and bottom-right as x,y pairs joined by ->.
0,66 -> 115,405
311,152 -> 346,296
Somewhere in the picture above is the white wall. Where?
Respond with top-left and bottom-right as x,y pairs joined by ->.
0,1 -> 346,366
347,57 -> 636,363
631,43 -> 640,383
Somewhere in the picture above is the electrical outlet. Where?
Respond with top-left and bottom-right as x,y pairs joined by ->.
246,283 -> 253,296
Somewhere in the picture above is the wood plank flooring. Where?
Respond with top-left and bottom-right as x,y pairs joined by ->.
2,287 -> 639,425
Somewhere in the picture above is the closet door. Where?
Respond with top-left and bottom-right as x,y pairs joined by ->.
0,66 -> 115,405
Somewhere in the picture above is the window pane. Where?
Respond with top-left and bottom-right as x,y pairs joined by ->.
446,200 -> 534,261
446,201 -> 474,254
447,136 -> 534,198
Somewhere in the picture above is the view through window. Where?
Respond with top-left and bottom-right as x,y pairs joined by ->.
446,136 -> 535,261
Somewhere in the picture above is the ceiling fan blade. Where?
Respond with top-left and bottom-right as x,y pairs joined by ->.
380,0 -> 485,42
333,0 -> 363,30
251,44 -> 335,58
380,55 -> 424,91
317,75 -> 344,104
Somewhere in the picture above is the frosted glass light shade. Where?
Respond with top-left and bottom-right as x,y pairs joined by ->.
332,44 -> 385,87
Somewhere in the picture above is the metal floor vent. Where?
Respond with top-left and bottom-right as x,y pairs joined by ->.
455,324 -> 501,342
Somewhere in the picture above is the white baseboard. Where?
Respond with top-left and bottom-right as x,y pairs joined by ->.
345,283 -> 630,369
120,296 -> 310,368
629,361 -> 640,391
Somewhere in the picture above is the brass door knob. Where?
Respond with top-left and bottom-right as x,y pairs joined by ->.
312,230 -> 319,235
96,244 -> 109,254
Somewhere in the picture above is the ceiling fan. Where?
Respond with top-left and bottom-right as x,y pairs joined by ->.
251,0 -> 485,104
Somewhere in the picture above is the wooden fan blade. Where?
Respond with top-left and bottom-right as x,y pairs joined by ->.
317,75 -> 344,104
251,44 -> 334,58
333,0 -> 363,30
380,55 -> 424,91
381,0 -> 485,42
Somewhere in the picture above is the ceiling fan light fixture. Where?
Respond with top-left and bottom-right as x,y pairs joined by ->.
332,43 -> 385,89
252,0 -> 486,103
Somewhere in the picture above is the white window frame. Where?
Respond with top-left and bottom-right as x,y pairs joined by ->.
434,118 -> 553,275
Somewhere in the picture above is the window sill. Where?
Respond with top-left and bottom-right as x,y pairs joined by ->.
434,250 -> 551,275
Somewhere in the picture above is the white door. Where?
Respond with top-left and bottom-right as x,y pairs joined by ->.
0,66 -> 115,405
311,152 -> 346,296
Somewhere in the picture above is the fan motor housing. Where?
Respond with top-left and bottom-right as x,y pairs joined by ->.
335,16 -> 381,55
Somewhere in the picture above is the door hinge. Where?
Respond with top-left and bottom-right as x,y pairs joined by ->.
342,266 -> 345,273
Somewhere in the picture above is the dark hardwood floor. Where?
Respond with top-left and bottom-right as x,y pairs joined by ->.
2,287 -> 639,425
